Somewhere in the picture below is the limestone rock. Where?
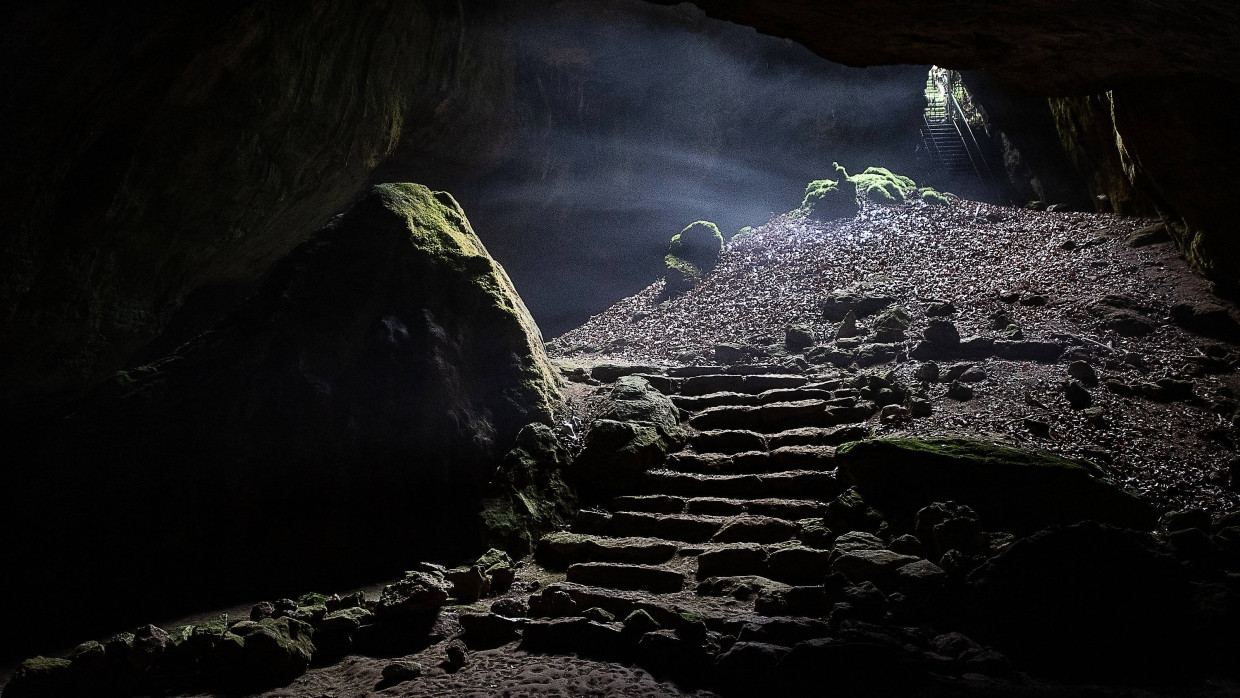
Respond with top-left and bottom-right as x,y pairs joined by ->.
836,438 -> 1156,534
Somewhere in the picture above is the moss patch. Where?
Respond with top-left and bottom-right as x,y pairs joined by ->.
836,163 -> 917,204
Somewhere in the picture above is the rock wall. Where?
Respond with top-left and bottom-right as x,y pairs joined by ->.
0,0 -> 516,412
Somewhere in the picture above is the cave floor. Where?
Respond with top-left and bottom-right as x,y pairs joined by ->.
12,199 -> 1240,697
553,198 -> 1240,516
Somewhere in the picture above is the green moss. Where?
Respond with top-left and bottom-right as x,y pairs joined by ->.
919,188 -> 951,205
836,163 -> 918,204
373,182 -> 562,426
732,226 -> 754,241
794,170 -> 859,222
667,221 -> 724,273
18,656 -> 72,675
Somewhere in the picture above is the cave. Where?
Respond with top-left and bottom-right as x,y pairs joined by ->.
2,1 -> 1240,696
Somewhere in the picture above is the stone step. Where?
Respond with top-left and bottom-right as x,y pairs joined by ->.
535,532 -> 680,569
566,562 -> 686,593
766,425 -> 869,449
642,469 -> 843,500
665,451 -> 784,475
690,401 -> 875,432
711,515 -> 799,544
666,447 -> 835,474
693,543 -> 834,585
756,388 -> 835,404
610,494 -> 687,514
575,511 -> 725,542
678,374 -> 808,397
672,392 -> 759,412
689,429 -> 767,455
679,497 -> 827,520
528,582 -> 685,628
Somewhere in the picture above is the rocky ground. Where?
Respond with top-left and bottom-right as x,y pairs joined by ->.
553,199 -> 1240,515
8,198 -> 1240,697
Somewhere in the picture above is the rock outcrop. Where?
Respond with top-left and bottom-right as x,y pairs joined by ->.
0,183 -> 560,659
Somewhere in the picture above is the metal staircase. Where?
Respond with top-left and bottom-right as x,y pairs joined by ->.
921,69 -> 991,183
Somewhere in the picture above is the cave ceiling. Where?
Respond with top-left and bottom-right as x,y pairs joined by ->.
648,0 -> 1240,94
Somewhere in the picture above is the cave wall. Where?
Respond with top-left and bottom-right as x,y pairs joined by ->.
0,0 -> 510,413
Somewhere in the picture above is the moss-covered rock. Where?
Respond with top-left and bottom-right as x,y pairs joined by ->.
836,163 -> 918,204
668,221 -> 724,272
575,376 -> 686,501
6,183 -> 562,647
796,177 -> 859,222
2,657 -> 73,698
481,423 -> 576,557
919,188 -> 951,205
664,221 -> 724,295
835,438 -> 1155,534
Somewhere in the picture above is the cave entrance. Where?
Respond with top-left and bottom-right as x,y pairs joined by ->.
920,66 -> 993,187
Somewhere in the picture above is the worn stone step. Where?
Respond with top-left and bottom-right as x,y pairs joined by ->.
766,445 -> 835,470
766,425 -> 869,449
611,494 -> 686,514
679,374 -> 808,397
528,581 -> 684,628
536,532 -> 680,569
756,388 -> 835,404
566,562 -> 687,593
642,470 -> 842,500
672,392 -> 759,411
689,400 -> 827,431
690,429 -> 768,454
685,497 -> 747,516
697,544 -> 768,578
605,511 -> 727,542
666,450 -> 786,475
746,498 -> 830,519
712,515 -> 799,544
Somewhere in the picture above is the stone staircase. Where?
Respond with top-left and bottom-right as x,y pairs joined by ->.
505,367 -> 959,691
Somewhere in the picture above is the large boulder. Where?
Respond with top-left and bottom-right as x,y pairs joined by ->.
1,183 -> 561,656
575,376 -> 685,501
967,522 -> 1194,681
835,438 -> 1155,534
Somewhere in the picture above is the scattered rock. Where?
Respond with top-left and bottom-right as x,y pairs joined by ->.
375,571 -> 452,618
1127,222 -> 1172,247
1024,417 -> 1050,437
381,661 -> 423,684
1065,380 -> 1093,409
785,325 -> 815,351
924,300 -> 955,317
835,310 -> 862,340
946,381 -> 973,401
1171,302 -> 1240,341
1067,360 -> 1098,386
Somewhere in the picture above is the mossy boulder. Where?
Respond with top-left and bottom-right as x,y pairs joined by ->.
835,438 -> 1156,534
6,183 -> 562,648
668,221 -> 724,272
919,188 -> 951,205
575,376 -> 685,501
796,177 -> 859,222
2,657 -> 73,698
665,221 -> 724,294
482,423 -> 576,557
835,162 -> 918,204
